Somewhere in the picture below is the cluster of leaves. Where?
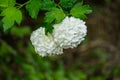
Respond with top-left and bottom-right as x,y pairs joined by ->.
0,0 -> 92,34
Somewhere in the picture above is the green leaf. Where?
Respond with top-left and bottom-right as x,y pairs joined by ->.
44,8 -> 65,24
26,0 -> 42,19
60,0 -> 77,9
44,8 -> 65,34
70,2 -> 92,19
45,24 -> 54,35
0,0 -> 16,8
1,7 -> 22,31
42,0 -> 56,10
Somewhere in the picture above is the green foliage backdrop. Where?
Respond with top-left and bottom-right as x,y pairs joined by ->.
0,0 -> 120,80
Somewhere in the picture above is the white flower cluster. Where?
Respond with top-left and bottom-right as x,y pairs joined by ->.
53,16 -> 87,49
30,28 -> 63,57
30,16 -> 87,57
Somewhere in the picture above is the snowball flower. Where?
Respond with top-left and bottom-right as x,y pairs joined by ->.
53,16 -> 87,49
30,16 -> 87,57
30,27 -> 63,57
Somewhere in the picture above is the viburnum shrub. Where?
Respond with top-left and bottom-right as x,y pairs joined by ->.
0,0 -> 92,57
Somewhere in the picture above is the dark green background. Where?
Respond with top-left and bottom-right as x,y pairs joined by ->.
0,0 -> 120,80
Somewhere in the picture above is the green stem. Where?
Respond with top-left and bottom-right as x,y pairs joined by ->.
17,1 -> 30,9
57,4 -> 62,10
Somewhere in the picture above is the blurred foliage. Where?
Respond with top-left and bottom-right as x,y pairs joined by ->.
0,0 -> 120,80
0,25 -> 120,80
